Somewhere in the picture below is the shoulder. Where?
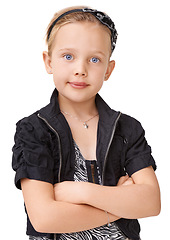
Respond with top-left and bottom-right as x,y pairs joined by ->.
119,113 -> 143,130
17,111 -> 39,127
15,111 -> 51,143
16,111 -> 40,131
115,112 -> 145,141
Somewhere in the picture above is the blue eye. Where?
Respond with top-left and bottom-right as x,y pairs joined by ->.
64,54 -> 73,61
90,57 -> 100,63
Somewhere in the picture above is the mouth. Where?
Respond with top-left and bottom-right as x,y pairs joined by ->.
68,82 -> 89,89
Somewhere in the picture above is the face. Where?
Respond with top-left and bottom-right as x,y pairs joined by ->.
43,21 -> 115,105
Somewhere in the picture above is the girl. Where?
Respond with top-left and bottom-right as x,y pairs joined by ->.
12,6 -> 161,240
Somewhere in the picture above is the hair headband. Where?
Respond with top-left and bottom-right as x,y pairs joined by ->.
47,8 -> 118,52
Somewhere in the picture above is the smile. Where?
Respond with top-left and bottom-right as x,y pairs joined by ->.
68,82 -> 89,89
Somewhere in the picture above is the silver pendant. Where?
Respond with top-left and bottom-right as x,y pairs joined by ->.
83,122 -> 88,129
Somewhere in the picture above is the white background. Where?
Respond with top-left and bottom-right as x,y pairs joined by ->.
0,0 -> 169,239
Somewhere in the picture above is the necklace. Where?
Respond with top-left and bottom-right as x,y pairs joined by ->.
61,110 -> 98,129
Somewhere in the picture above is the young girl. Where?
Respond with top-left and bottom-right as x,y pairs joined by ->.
12,6 -> 161,240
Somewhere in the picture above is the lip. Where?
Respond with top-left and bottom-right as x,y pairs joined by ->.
68,82 -> 89,89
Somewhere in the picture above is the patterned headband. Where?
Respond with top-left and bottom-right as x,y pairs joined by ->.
47,8 -> 118,52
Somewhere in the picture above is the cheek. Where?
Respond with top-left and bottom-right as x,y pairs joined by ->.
92,66 -> 107,80
52,62 -> 70,78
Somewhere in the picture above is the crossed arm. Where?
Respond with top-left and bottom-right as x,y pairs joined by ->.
21,166 -> 161,234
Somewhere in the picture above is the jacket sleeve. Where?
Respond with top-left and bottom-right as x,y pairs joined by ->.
124,118 -> 156,177
12,116 -> 55,189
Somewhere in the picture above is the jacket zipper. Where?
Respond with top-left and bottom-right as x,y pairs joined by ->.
37,113 -> 61,240
54,233 -> 57,240
37,113 -> 62,184
91,163 -> 95,183
102,112 -> 121,185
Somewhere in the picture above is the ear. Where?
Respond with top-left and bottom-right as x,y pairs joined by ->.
43,51 -> 53,74
104,60 -> 115,81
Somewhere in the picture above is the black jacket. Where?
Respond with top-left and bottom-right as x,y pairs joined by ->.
12,89 -> 156,240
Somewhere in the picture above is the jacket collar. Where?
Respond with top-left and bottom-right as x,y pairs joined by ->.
39,89 -> 60,119
38,89 -> 120,182
39,88 -> 118,122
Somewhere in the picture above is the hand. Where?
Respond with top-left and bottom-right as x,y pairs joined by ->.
54,181 -> 87,204
54,176 -> 134,205
117,175 -> 134,186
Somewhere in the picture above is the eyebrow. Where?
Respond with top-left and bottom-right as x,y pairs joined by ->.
58,48 -> 106,57
92,50 -> 106,57
58,48 -> 78,53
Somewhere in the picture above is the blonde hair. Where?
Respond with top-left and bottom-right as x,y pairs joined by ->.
45,6 -> 112,56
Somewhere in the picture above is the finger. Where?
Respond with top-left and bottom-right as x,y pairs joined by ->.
117,175 -> 129,186
122,177 -> 134,186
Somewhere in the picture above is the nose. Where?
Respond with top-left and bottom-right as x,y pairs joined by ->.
74,60 -> 87,77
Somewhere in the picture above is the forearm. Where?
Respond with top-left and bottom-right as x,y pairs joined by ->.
81,168 -> 160,219
54,168 -> 160,220
38,201 -> 119,233
83,183 -> 160,219
21,179 -> 119,234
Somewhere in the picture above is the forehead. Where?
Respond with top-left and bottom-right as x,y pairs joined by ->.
52,21 -> 111,54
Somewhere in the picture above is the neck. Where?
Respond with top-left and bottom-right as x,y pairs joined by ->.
58,94 -> 98,118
